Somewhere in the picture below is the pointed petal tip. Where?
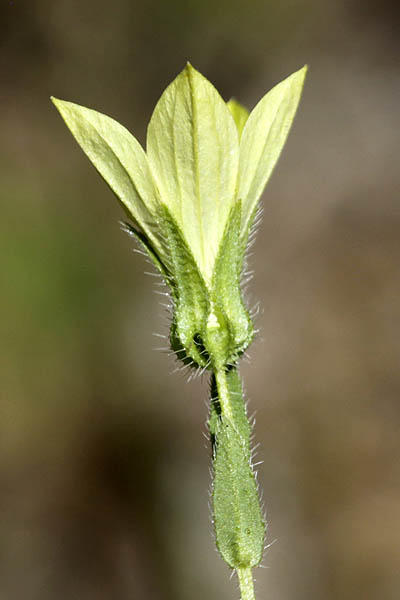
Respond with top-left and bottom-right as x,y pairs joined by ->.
183,62 -> 206,81
175,62 -> 196,82
284,65 -> 308,93
183,61 -> 195,75
51,96 -> 65,114
288,65 -> 308,81
51,97 -> 68,112
297,64 -> 308,81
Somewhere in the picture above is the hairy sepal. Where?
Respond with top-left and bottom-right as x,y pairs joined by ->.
207,200 -> 253,367
161,206 -> 210,367
163,203 -> 254,370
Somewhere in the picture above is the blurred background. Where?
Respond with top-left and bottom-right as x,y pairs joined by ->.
1,1 -> 399,598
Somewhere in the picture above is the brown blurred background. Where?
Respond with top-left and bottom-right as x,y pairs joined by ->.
1,1 -> 399,598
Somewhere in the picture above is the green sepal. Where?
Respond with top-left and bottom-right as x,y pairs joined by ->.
210,369 -> 265,569
161,206 -> 210,367
164,201 -> 254,370
208,201 -> 253,367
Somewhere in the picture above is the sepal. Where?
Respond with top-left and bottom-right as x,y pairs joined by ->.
208,201 -> 253,368
163,203 -> 253,370
161,206 -> 210,367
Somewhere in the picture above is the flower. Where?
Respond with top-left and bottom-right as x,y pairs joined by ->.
52,64 -> 306,368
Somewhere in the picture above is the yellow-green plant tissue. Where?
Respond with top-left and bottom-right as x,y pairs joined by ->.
52,63 -> 307,600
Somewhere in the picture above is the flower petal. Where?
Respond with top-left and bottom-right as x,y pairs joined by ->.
147,64 -> 239,286
51,97 -> 164,258
227,98 -> 249,141
238,66 -> 307,240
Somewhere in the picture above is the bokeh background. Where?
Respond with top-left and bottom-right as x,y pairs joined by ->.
1,1 -> 399,598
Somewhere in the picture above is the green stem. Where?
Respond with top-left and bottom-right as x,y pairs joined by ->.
211,367 -> 261,600
237,567 -> 256,600
213,366 -> 234,422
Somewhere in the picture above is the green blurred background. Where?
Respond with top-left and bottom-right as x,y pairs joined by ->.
1,1 -> 399,598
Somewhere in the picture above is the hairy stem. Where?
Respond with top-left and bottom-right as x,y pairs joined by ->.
209,367 -> 264,600
213,366 -> 234,422
237,567 -> 256,600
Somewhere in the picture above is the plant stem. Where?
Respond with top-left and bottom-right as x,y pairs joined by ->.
237,567 -> 256,600
212,367 -> 259,600
213,366 -> 234,422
